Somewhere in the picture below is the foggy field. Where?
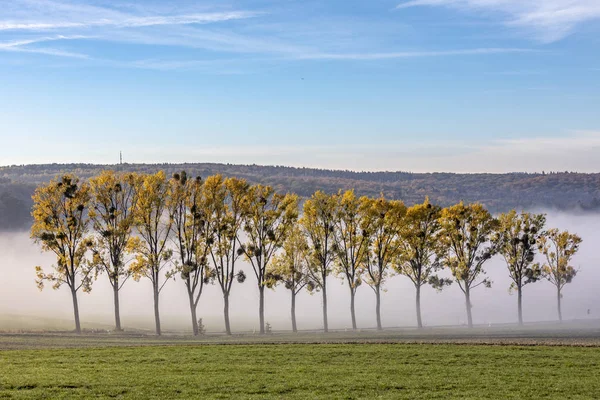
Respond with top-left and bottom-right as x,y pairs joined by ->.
2,343 -> 600,399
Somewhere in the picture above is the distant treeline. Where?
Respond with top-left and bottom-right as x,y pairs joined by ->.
2,163 -> 600,232
29,170 -> 582,336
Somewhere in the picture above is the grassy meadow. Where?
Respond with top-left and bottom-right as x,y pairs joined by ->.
1,342 -> 600,399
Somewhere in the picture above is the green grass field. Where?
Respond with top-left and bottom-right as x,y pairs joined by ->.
1,343 -> 600,399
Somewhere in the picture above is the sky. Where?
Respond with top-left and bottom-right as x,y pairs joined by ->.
0,0 -> 599,172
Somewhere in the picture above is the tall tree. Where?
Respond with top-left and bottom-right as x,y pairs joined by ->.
204,175 -> 248,335
395,198 -> 451,329
88,170 -> 141,331
267,226 -> 314,332
129,171 -> 174,336
300,191 -> 337,333
31,175 -> 92,334
493,211 -> 546,326
239,185 -> 298,334
362,195 -> 407,330
332,190 -> 370,330
170,171 -> 211,336
438,202 -> 498,328
538,229 -> 582,322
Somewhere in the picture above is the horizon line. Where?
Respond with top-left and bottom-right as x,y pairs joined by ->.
1,161 -> 596,176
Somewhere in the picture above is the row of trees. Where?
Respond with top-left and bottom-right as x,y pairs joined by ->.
31,171 -> 583,335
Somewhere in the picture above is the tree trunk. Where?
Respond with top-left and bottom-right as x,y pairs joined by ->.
557,287 -> 563,322
465,286 -> 473,328
517,285 -> 523,326
291,291 -> 297,333
223,292 -> 231,335
416,284 -> 423,329
375,285 -> 382,331
71,287 -> 81,334
153,285 -> 161,336
350,288 -> 357,330
259,285 -> 265,334
187,283 -> 199,336
322,281 -> 329,333
113,283 -> 122,331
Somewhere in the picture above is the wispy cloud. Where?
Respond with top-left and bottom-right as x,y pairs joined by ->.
396,0 -> 600,42
0,11 -> 261,31
105,57 -> 269,74
0,1 -> 266,64
299,47 -> 536,60
0,35 -> 88,47
0,0 -> 545,70
0,35 -> 90,58
2,46 -> 88,59
122,49 -> 531,69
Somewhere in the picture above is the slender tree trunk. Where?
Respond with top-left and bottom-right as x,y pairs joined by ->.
153,284 -> 161,336
71,287 -> 81,334
465,286 -> 473,328
557,287 -> 563,322
517,285 -> 523,326
322,281 -> 329,333
350,288 -> 357,330
375,285 -> 382,331
259,285 -> 265,334
187,282 -> 199,336
113,283 -> 122,331
416,284 -> 423,329
291,292 -> 297,333
223,292 -> 231,335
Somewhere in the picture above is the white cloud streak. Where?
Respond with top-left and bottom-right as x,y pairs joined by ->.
0,1 -> 264,63
0,35 -> 88,48
396,0 -> 600,42
102,47 -> 535,71
0,35 -> 90,58
0,1 -> 544,69
0,11 -> 261,31
1,46 -> 89,58
299,47 -> 536,60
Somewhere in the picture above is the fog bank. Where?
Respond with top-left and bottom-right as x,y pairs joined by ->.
1,211 -> 598,333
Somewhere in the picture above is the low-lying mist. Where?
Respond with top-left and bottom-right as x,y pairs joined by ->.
1,211 -> 598,333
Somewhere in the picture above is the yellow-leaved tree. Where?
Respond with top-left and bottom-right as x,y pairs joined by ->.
332,190 -> 370,330
31,175 -> 93,334
362,195 -> 407,330
493,210 -> 546,326
438,202 -> 498,328
537,228 -> 582,322
395,198 -> 451,329
169,171 -> 212,336
129,171 -> 174,336
239,184 -> 298,334
204,175 -> 249,335
300,191 -> 338,333
88,170 -> 142,331
267,225 -> 314,332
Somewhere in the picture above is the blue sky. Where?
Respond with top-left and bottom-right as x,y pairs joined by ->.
0,0 -> 599,172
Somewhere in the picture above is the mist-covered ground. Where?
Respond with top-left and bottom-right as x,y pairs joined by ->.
0,211 -> 598,333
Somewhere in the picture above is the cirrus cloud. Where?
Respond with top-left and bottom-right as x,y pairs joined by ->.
397,0 -> 600,42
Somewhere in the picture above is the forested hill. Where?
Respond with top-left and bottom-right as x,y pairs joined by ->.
1,163 -> 600,231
